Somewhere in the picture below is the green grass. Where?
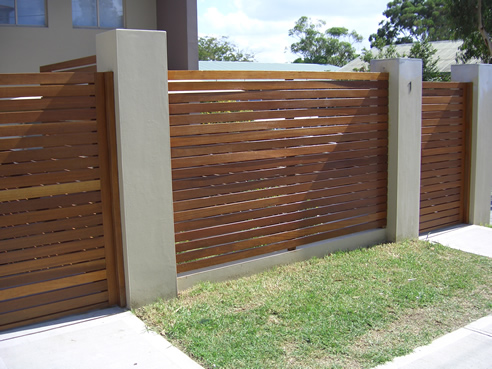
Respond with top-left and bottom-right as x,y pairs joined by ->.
136,240 -> 492,369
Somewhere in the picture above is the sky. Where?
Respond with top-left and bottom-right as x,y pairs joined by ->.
197,0 -> 391,63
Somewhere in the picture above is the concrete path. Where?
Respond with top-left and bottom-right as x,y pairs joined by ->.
374,315 -> 492,369
421,224 -> 492,258
0,307 -> 204,369
375,224 -> 492,369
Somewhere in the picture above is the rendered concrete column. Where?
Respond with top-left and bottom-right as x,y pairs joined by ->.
452,64 -> 492,225
371,59 -> 423,241
96,30 -> 177,307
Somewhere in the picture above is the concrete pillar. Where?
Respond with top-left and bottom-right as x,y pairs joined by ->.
371,59 -> 423,241
156,0 -> 198,70
96,30 -> 177,307
451,64 -> 492,225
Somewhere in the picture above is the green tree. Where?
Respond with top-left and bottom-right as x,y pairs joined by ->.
447,0 -> 492,63
356,38 -> 448,81
198,36 -> 255,62
289,16 -> 362,66
370,0 -> 451,46
408,38 -> 449,80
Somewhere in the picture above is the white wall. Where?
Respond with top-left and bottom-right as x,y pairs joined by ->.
0,0 -> 156,73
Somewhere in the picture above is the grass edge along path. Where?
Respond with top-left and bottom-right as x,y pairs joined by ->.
136,240 -> 492,369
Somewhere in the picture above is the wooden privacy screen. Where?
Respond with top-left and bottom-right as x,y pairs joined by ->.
420,82 -> 471,233
40,55 -> 97,73
0,72 -> 124,330
169,71 -> 389,273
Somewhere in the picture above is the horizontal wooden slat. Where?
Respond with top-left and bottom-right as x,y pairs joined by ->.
170,96 -> 388,115
177,197 -> 386,252
0,280 -> 107,315
173,156 -> 384,191
0,72 -> 95,85
0,291 -> 108,330
171,115 -> 387,137
423,82 -> 468,89
0,191 -> 101,215
169,80 -> 388,92
173,162 -> 386,202
0,96 -> 96,112
0,203 -> 102,229
0,180 -> 101,203
0,85 -> 95,99
0,131 -> 98,150
171,122 -> 387,147
420,200 -> 462,216
172,138 -> 387,168
169,88 -> 388,104
169,70 -> 389,81
0,144 -> 100,164
174,170 -> 387,213
177,216 -> 386,273
0,247 -> 106,278
419,187 -> 461,202
419,214 -> 462,233
176,189 -> 385,240
0,225 -> 104,253
421,96 -> 463,104
172,147 -> 386,180
420,193 -> 461,210
0,300 -> 109,331
0,121 -> 97,137
1,213 -> 103,242
421,166 -> 462,179
1,270 -> 106,300
3,168 -> 100,190
0,259 -> 106,290
2,156 -> 99,177
170,105 -> 387,126
175,178 -> 387,223
0,108 -> 97,124
172,130 -> 386,158
177,205 -> 385,262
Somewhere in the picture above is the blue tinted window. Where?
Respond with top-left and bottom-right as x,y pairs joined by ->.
72,0 -> 123,28
0,0 -> 46,26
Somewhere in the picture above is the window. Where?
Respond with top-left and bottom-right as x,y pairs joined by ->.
72,0 -> 124,28
0,0 -> 46,26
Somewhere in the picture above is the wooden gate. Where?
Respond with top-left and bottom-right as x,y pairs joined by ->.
420,82 -> 471,233
0,72 -> 125,330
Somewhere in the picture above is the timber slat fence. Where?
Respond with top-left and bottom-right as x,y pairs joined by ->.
0,72 -> 124,330
420,81 -> 471,233
169,71 -> 389,273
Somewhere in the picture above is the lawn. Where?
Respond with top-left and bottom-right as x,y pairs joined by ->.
136,240 -> 492,369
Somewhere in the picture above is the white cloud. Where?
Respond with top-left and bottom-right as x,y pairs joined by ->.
198,0 -> 390,63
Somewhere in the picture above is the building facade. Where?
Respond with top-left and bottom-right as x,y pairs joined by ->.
0,0 -> 198,73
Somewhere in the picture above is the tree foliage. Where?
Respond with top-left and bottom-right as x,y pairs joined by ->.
198,36 -> 255,62
370,0 -> 451,46
289,16 -> 362,66
447,0 -> 492,63
357,39 -> 448,81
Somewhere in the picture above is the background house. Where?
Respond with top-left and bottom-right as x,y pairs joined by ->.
0,0 -> 198,73
340,40 -> 477,72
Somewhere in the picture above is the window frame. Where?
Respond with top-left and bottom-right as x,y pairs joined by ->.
72,0 -> 125,29
0,0 -> 47,27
